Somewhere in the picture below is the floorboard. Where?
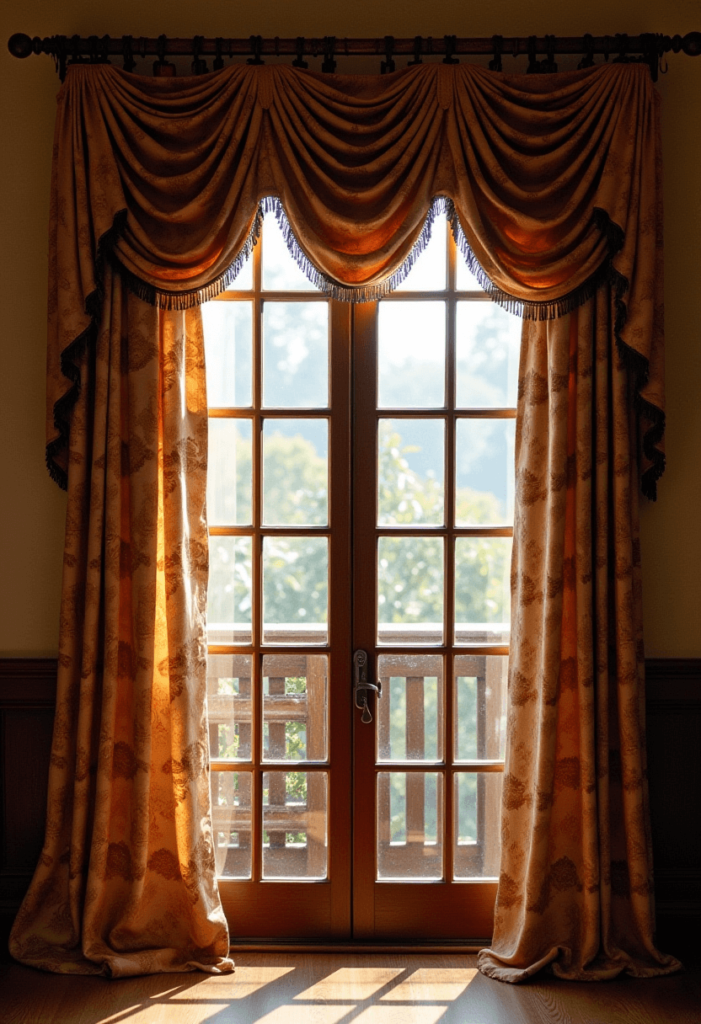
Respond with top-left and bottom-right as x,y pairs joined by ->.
1,954 -> 700,1024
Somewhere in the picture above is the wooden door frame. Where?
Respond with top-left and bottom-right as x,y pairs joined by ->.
215,297 -> 354,940
351,299 -> 502,942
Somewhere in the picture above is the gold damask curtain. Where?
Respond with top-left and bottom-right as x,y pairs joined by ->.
11,59 -> 675,980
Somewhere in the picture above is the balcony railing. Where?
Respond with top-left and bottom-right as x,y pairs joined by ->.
207,632 -> 506,879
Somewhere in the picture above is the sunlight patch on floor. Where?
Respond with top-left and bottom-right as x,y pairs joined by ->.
294,966 -> 406,1000
380,966 -> 478,1001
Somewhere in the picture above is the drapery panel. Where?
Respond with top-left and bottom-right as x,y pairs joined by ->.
10,265 -> 232,976
477,293 -> 680,981
14,58 -> 675,981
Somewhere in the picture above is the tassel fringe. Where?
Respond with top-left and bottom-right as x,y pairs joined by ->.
592,207 -> 666,501
110,207 -> 265,311
46,209 -> 129,490
47,200 -> 665,498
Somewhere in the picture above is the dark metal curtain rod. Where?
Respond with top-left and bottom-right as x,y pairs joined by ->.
8,31 -> 701,83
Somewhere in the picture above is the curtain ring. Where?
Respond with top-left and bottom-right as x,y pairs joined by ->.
99,35 -> 111,65
121,35 -> 135,72
56,35 -> 67,80
69,34 -> 82,66
154,34 -> 175,76
443,35 -> 459,64
192,36 -> 208,74
544,34 -> 558,72
408,35 -> 423,66
657,34 -> 669,74
578,33 -> 595,69
381,36 -> 396,74
613,33 -> 629,63
527,35 -> 539,73
247,35 -> 264,65
321,36 -> 336,73
213,37 -> 224,71
293,37 -> 308,68
488,35 -> 503,72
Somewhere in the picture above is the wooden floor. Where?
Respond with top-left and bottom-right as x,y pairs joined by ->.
2,954 -> 701,1024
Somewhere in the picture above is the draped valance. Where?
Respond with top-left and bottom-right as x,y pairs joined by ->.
48,61 -> 664,493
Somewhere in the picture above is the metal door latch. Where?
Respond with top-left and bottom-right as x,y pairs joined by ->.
353,649 -> 381,723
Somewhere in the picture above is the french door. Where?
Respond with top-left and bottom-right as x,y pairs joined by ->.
203,210 -> 518,942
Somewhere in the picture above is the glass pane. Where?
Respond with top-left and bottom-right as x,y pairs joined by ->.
263,214 -> 320,291
455,538 -> 512,645
262,771 -> 328,879
263,419 -> 328,526
226,251 -> 253,290
454,773 -> 503,878
456,253 -> 486,292
456,419 -> 515,525
263,655 -> 328,762
378,419 -> 444,526
454,655 -> 508,761
378,537 -> 444,646
263,536 -> 328,645
208,536 -> 252,645
208,419 -> 252,526
377,301 -> 445,408
395,214 -> 446,292
456,302 -> 521,408
207,654 -> 253,762
377,655 -> 443,763
263,302 -> 329,408
377,772 -> 443,879
202,300 -> 253,407
211,771 -> 252,878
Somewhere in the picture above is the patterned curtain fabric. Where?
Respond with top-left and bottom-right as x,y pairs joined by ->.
477,294 -> 680,981
13,58 -> 674,980
10,266 -> 232,976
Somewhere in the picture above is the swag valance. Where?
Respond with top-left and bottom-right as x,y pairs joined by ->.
48,60 -> 664,494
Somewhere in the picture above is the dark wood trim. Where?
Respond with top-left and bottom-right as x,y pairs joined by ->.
644,659 -> 701,924
0,659 -> 58,707
645,658 -> 701,712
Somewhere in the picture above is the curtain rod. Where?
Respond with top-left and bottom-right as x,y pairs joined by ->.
8,32 -> 701,82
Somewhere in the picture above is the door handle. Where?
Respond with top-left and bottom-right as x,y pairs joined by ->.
353,650 -> 381,723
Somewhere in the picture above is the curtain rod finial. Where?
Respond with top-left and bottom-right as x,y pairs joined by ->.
8,33 -> 33,58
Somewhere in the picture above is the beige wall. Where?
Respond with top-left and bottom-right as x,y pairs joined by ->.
0,0 -> 699,657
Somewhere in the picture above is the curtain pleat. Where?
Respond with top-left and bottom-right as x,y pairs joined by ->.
10,265 -> 233,976
477,292 -> 680,981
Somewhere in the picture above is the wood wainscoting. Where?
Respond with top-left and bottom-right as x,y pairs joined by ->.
1,657 -> 699,956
